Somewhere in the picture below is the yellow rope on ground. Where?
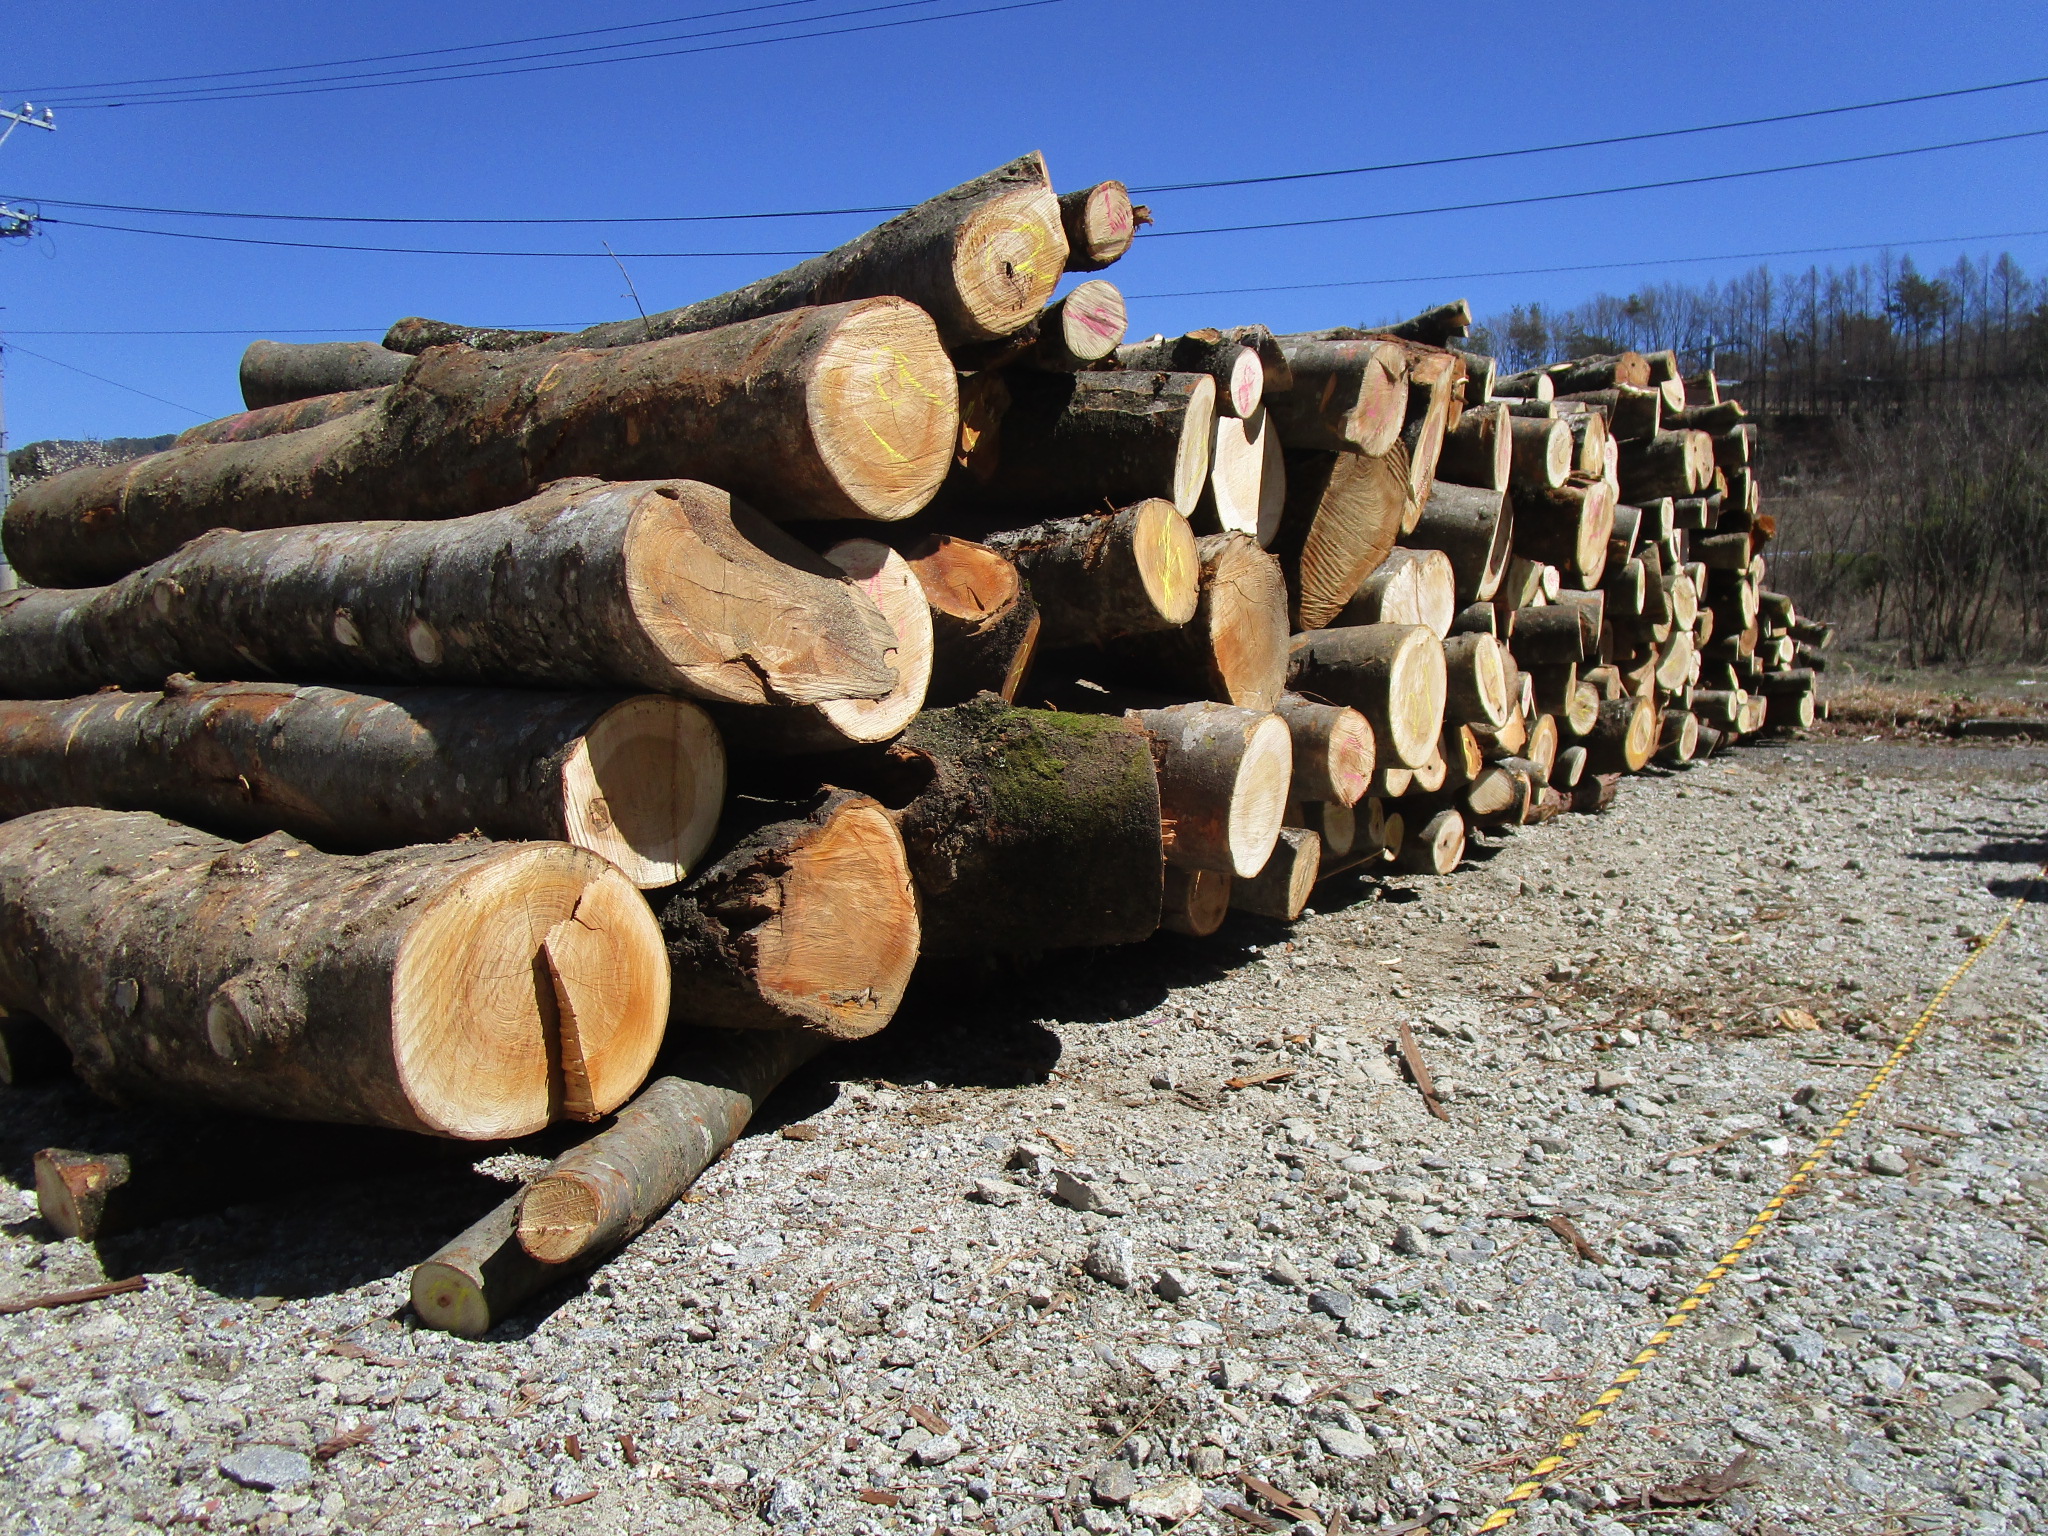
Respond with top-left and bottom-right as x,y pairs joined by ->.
1471,870 -> 2040,1533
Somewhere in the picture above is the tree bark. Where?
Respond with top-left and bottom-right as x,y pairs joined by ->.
1492,369 -> 1555,402
383,319 -> 564,353
939,369 -> 1216,520
978,500 -> 1199,647
1540,353 -> 1652,393
178,387 -> 386,448
1406,480 -> 1513,603
1269,444 -> 1412,630
1265,338 -> 1409,456
0,681 -> 724,889
1112,330 -> 1267,419
655,789 -> 918,1040
882,698 -> 1163,956
1556,385 -> 1662,440
1126,703 -> 1291,878
904,536 -> 1039,705
1100,533 -> 1290,712
1381,300 -> 1472,348
1160,866 -> 1231,937
0,479 -> 901,709
1510,605 -> 1589,664
238,340 -> 413,409
1059,181 -> 1142,272
1442,631 -> 1510,728
0,807 -> 666,1138
393,154 -> 1067,355
9,301 -> 959,587
1508,416 -> 1573,492
1274,693 -> 1374,806
1617,430 -> 1716,502
413,1030 -> 823,1335
1586,696 -> 1656,772
1435,402 -> 1512,492
1513,477 -> 1616,587
1286,624 -> 1448,770
1231,827 -> 1320,919
1551,742 -> 1588,788
1397,808 -> 1465,875
1658,707 -> 1700,765
955,280 -> 1130,372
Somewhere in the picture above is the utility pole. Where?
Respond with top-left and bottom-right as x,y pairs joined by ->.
0,102 -> 56,591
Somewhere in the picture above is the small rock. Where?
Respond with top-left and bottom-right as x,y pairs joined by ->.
1732,1347 -> 1778,1377
1533,1134 -> 1569,1155
707,1460 -> 750,1487
1866,1148 -> 1911,1177
1211,1358 -> 1257,1391
1940,1384 -> 1998,1420
1134,1344 -> 1180,1376
1774,1329 -> 1828,1367
551,1466 -> 594,1502
1008,1141 -> 1055,1172
1272,1373 -> 1316,1407
779,1123 -> 820,1141
1085,1235 -> 1138,1289
220,1446 -> 312,1492
1154,1267 -> 1195,1302
1307,1289 -> 1354,1321
1148,1067 -> 1180,1090
1589,1069 -> 1632,1095
968,1178 -> 1021,1206
1127,1477 -> 1204,1523
491,1487 -> 532,1517
1170,1319 -> 1222,1347
1265,1256 -> 1307,1288
1364,1282 -> 1400,1302
1092,1462 -> 1137,1505
1863,1356 -> 1907,1393
1056,1170 -> 1116,1213
1989,1362 -> 2042,1395
914,1433 -> 963,1467
1190,1444 -> 1227,1476
1391,1223 -> 1434,1258
764,1475 -> 813,1524
1315,1423 -> 1375,1461
1729,1418 -> 1779,1449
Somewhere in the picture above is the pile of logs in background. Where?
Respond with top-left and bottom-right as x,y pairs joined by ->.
0,152 -> 1830,1333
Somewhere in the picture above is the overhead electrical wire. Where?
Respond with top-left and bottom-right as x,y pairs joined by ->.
29,127 -> 2048,260
6,71 -> 2045,225
0,341 -> 206,416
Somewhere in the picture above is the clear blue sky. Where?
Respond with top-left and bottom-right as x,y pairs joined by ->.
4,0 -> 2046,442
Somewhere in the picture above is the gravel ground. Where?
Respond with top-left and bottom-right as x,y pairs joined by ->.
1,737 -> 2044,1536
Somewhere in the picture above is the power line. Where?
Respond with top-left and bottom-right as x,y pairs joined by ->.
37,126 -> 2048,260
8,70 -> 2045,225
1122,227 -> 2048,302
27,0 -> 1072,109
2,340 -> 207,416
1146,127 -> 2048,240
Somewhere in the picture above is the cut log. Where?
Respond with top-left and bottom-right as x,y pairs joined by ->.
1286,624 -> 1448,770
1271,444 -> 1411,630
1059,181 -> 1141,272
1617,430 -> 1716,502
415,1031 -> 823,1335
1409,750 -> 1449,794
1542,353 -> 1651,394
1565,408 -> 1610,479
1126,703 -> 1292,878
1508,416 -> 1573,492
1551,742 -> 1588,788
1460,351 -> 1498,405
1398,808 -> 1465,875
10,301 -> 960,586
1762,687 -> 1816,730
1161,866 -> 1232,937
883,699 -> 1162,955
1113,330 -> 1267,419
1266,338 -> 1409,456
1511,604 -> 1587,664
1492,368 -> 1556,402
1201,406 -> 1272,539
1397,362 -> 1454,510
1442,631 -> 1510,729
178,387 -> 385,447
1523,713 -> 1560,781
1513,477 -> 1616,587
1452,602 -> 1498,637
1231,827 -> 1321,920
0,682 -> 724,890
903,535 -> 1039,705
0,807 -> 666,1137
968,279 -> 1128,370
978,500 -> 1198,648
394,154 -> 1066,354
1275,694 -> 1374,806
942,368 -> 1216,519
1557,385 -> 1661,440
1528,661 -> 1578,715
1713,425 -> 1755,470
713,540 -> 933,754
1294,797 -> 1356,859
1562,679 -> 1602,737
238,340 -> 412,410
1382,300 -> 1472,347
1654,630 -> 1697,695
382,319 -> 563,353
1463,760 -> 1532,825
1372,763 -> 1415,799
1435,402 -> 1513,493
1440,722 -> 1485,786
1658,707 -> 1700,765
1099,533 -> 1289,712
1379,809 -> 1407,862
1585,697 -> 1657,773
1405,480 -> 1513,603
655,789 -> 918,1039
1643,349 -> 1687,410
1340,547 -> 1455,636
1572,772 -> 1621,813
0,479 -> 900,709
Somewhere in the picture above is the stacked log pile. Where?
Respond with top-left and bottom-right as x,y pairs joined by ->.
0,152 -> 1827,1332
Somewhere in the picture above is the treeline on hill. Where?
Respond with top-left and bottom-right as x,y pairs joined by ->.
1456,253 -> 2048,663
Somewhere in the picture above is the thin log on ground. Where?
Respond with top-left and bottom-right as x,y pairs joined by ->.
979,500 -> 1199,647
656,789 -> 918,1039
904,536 -> 1039,705
1270,444 -> 1411,630
0,479 -> 900,708
1126,703 -> 1292,878
1265,338 -> 1409,456
1231,827 -> 1320,919
1572,772 -> 1621,813
882,698 -> 1162,956
413,1030 -> 824,1336
390,154 -> 1066,354
238,340 -> 413,409
1100,533 -> 1290,712
10,301 -> 959,586
1161,867 -> 1232,937
0,807 -> 667,1137
1059,181 -> 1143,272
1286,624 -> 1448,770
178,388 -> 386,447
1274,694 -> 1374,806
0,681 -> 724,889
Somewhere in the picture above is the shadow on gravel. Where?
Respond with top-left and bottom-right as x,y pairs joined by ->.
1908,835 -> 2048,877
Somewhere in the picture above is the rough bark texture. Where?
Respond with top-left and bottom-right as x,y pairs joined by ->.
383,320 -> 564,354
1436,401 -> 1512,492
1382,300 -> 1472,348
238,340 -> 414,410
1126,703 -> 1292,878
1059,181 -> 1141,272
1099,533 -> 1290,712
904,536 -> 1039,705
9,299 -> 958,586
0,682 -> 726,889
178,388 -> 386,448
655,789 -> 918,1040
1274,694 -> 1374,806
1617,430 -> 1716,502
1540,353 -> 1651,394
1266,338 -> 1409,456
1112,331 -> 1266,418
883,698 -> 1163,956
979,500 -> 1198,648
1270,444 -> 1412,630
1508,416 -> 1573,492
1405,480 -> 1513,603
1586,697 -> 1657,773
391,154 -> 1066,354
1286,623 -> 1448,770
0,807 -> 667,1139
1230,827 -> 1320,920
1442,632 -> 1510,728
1513,477 -> 1616,586
1398,808 -> 1466,876
0,479 -> 899,709
939,369 -> 1216,520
